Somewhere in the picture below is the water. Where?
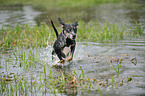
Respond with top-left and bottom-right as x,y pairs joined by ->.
36,2 -> 145,26
48,37 -> 144,96
0,1 -> 145,96
0,5 -> 41,29
0,1 -> 145,28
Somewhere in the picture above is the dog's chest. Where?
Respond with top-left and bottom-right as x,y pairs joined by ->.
62,46 -> 71,56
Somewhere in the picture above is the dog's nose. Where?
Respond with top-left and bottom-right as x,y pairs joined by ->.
73,35 -> 76,39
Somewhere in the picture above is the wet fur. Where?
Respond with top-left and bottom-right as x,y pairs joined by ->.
51,18 -> 78,63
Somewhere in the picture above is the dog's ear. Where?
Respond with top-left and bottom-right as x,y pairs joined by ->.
58,18 -> 66,27
74,21 -> 78,26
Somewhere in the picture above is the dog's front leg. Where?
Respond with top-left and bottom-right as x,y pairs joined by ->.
56,49 -> 66,63
66,44 -> 75,61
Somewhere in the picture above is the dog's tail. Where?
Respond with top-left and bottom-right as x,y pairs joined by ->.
51,20 -> 58,38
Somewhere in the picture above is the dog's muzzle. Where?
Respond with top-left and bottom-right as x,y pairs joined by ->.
72,35 -> 76,39
67,33 -> 76,40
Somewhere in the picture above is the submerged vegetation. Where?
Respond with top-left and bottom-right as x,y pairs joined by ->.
0,21 -> 144,50
0,47 -> 133,95
1,68 -> 132,95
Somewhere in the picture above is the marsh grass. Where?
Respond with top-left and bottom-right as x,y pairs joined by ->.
0,63 -> 133,95
110,61 -> 121,76
1,24 -> 55,50
0,19 -> 141,95
1,21 -> 144,50
131,21 -> 144,37
14,48 -> 41,68
78,21 -> 126,42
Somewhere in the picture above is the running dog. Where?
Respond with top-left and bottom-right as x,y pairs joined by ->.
51,18 -> 78,63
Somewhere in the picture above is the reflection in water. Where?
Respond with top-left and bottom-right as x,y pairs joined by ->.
0,5 -> 41,29
35,2 -> 145,26
0,1 -> 145,28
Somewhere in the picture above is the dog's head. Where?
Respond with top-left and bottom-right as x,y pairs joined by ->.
58,18 -> 78,40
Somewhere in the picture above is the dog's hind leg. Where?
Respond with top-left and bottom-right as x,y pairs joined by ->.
52,50 -> 55,61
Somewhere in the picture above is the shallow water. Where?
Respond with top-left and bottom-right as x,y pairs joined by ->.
0,5 -> 41,29
36,2 -> 145,26
0,1 -> 145,28
1,36 -> 145,95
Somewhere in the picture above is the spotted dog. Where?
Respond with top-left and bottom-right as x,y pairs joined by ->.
51,18 -> 78,63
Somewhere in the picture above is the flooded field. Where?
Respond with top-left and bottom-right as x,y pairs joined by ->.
0,0 -> 145,96
1,36 -> 145,95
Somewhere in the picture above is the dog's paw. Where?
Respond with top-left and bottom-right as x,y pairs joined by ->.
66,56 -> 72,61
58,60 -> 65,64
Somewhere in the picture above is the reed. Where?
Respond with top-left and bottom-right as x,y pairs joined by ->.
110,58 -> 122,76
0,64 -> 133,95
0,24 -> 55,50
1,21 -> 144,50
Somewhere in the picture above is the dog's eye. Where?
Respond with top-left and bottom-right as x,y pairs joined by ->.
73,27 -> 77,30
68,29 -> 71,31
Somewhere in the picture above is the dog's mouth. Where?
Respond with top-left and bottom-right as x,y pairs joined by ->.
70,35 -> 76,40
72,35 -> 76,39
66,34 -> 76,40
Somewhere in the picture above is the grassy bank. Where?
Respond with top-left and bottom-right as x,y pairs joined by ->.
0,0 -> 136,10
0,21 -> 144,50
0,24 -> 54,50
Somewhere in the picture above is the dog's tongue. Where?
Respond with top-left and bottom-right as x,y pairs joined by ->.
63,47 -> 71,56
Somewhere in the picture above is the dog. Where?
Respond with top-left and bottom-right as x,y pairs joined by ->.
51,18 -> 78,63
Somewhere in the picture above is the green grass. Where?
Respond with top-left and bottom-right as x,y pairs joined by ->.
0,0 -> 136,10
0,24 -> 55,50
78,21 -> 126,42
110,58 -> 122,76
0,20 -> 144,50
